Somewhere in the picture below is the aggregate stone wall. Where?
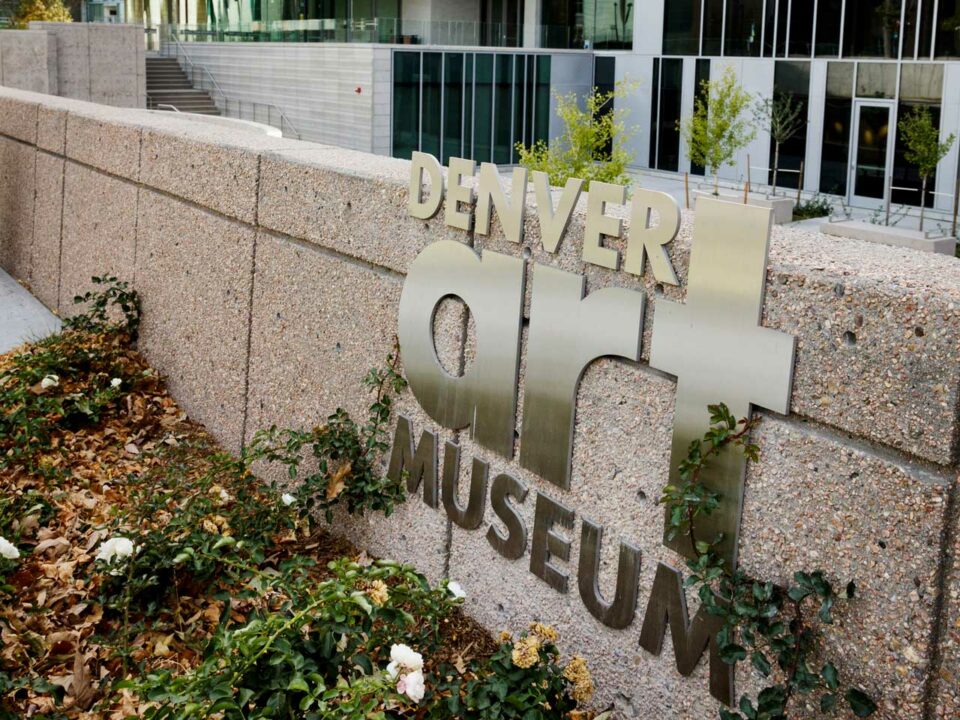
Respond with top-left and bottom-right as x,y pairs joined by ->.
0,86 -> 957,719
0,30 -> 57,95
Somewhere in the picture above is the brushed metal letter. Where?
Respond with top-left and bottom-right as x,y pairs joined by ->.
638,562 -> 734,706
530,492 -> 575,593
624,188 -> 680,285
445,157 -> 476,231
487,472 -> 529,560
442,441 -> 489,530
578,518 -> 642,629
475,162 -> 528,244
649,198 -> 795,568
532,171 -> 583,253
387,415 -> 439,508
408,151 -> 444,220
582,181 -> 625,269
398,241 -> 525,459
519,264 -> 645,489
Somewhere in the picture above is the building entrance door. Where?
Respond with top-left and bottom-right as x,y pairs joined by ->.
848,102 -> 895,208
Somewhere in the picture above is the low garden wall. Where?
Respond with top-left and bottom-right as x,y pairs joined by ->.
0,86 -> 957,719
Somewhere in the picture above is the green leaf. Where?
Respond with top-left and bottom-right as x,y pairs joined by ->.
750,651 -> 771,676
845,688 -> 878,717
821,662 -> 839,690
720,643 -> 747,664
820,693 -> 838,712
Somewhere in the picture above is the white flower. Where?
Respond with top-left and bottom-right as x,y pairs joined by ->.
110,378 -> 122,388
396,669 -> 425,703
447,581 -> 466,600
281,493 -> 296,507
0,536 -> 20,560
387,643 -> 423,678
40,374 -> 59,390
95,537 -> 135,565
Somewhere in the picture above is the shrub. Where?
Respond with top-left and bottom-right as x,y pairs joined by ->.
12,0 -> 71,27
516,83 -> 636,189
792,195 -> 834,221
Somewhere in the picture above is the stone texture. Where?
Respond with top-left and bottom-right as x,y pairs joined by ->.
257,146 -> 467,275
0,92 -> 38,143
0,30 -> 54,95
64,111 -> 140,181
31,23 -> 89,100
244,232 -> 453,582
444,358 -> 950,718
37,105 -> 66,154
139,128 -> 266,223
58,161 -> 136,314
30,151 -> 64,310
0,137 -> 36,282
932,481 -> 960,720
135,189 -> 255,452
88,25 -> 140,106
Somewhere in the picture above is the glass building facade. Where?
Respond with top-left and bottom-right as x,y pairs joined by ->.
392,50 -> 551,164
662,0 -> 960,57
541,0 -> 634,49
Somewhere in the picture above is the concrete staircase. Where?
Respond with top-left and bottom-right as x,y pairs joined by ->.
146,56 -> 220,115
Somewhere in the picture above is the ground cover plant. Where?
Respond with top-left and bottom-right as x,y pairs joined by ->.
0,278 -> 602,719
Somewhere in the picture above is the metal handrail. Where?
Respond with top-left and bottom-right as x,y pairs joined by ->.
156,103 -> 182,112
162,28 -> 301,140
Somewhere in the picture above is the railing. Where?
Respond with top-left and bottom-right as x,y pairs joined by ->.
160,28 -> 301,140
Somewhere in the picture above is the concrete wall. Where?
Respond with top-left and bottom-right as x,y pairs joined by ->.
0,87 -> 958,719
8,22 -> 146,107
0,31 -> 58,94
167,41 -> 381,151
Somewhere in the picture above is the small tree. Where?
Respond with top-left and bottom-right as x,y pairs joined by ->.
756,90 -> 806,195
516,82 -> 636,189
898,105 -> 955,231
681,67 -> 756,196
13,0 -> 71,26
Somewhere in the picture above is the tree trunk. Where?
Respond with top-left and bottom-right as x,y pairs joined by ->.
772,143 -> 780,196
713,171 -> 719,196
920,176 -> 927,232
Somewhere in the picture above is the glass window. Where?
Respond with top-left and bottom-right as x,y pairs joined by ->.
541,0 -> 577,48
776,0 -> 789,56
789,0 -> 814,55
594,56 -> 616,157
935,0 -> 960,57
843,0 -> 903,57
588,0 -> 635,48
664,0 -> 702,54
703,0 -> 724,54
916,0 -> 935,57
768,61 -> 810,188
443,53 -> 464,164
474,54 -> 494,163
421,53 -> 443,159
493,54 -> 514,163
856,62 -> 897,97
512,55 -> 526,162
820,63 -> 853,194
726,0 -> 764,55
901,0 -> 921,57
815,0 -> 843,55
763,0 -> 777,55
534,55 -> 551,144
657,59 -> 683,171
649,59 -> 660,167
392,51 -> 420,160
899,63 -> 943,101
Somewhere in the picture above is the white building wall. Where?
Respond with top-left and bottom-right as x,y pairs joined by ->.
174,42 -> 377,151
936,64 -> 960,214
678,56 -> 696,174
615,54 -> 653,168
711,57 -> 773,186
804,60 -> 828,194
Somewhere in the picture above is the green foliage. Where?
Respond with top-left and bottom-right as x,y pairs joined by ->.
516,83 -> 636,189
792,195 -> 834,221
0,278 -> 142,473
898,106 -> 955,180
661,404 -> 877,720
65,275 -> 142,341
455,627 -> 584,720
129,559 -> 456,719
247,347 -> 408,522
681,67 -> 756,195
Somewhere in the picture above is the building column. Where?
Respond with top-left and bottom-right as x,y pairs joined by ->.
935,64 -> 960,215
804,60 -> 828,194
678,57 -> 696,174
523,0 -> 541,48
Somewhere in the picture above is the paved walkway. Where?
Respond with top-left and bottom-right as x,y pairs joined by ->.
0,269 -> 61,354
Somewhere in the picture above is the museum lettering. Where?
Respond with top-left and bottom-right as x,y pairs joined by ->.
387,152 -> 798,706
